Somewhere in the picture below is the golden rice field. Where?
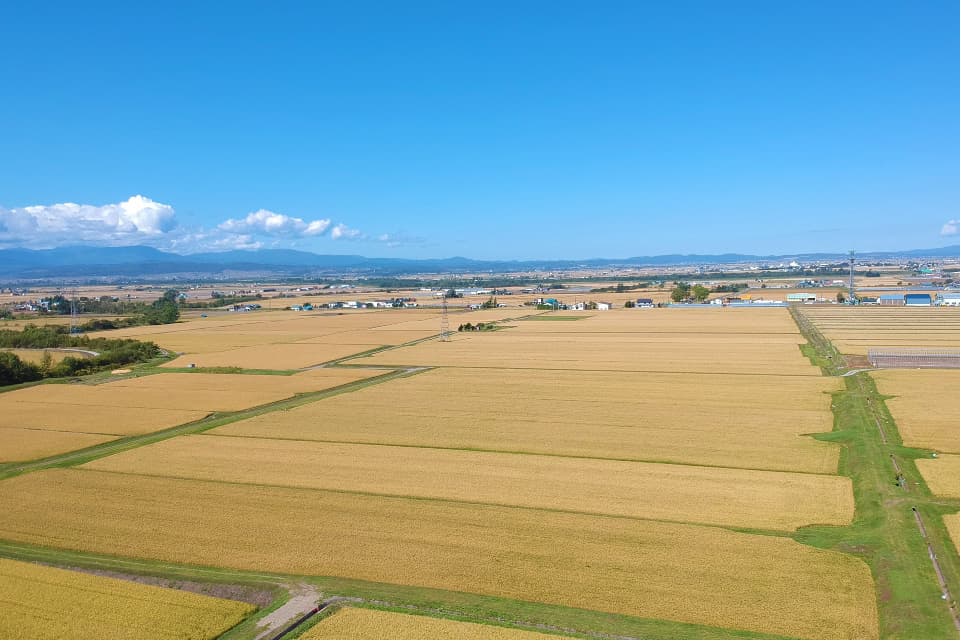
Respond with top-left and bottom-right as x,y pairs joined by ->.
915,455 -> 960,498
801,306 -> 960,355
351,333 -> 819,375
0,427 -> 117,463
0,469 -> 877,639
300,607 -> 567,640
944,515 -> 960,552
0,558 -> 253,639
162,342 -> 385,369
85,434 -> 853,531
506,306 -> 803,333
216,367 -> 841,473
0,370 -> 383,462
2,348 -> 90,365
871,370 -> 960,453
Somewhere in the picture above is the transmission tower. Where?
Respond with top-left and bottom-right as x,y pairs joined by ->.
848,250 -> 856,304
440,293 -> 450,341
70,287 -> 79,333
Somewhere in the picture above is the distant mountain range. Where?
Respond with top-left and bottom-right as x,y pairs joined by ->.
0,245 -> 956,280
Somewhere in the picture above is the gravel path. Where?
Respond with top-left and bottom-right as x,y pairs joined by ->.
255,582 -> 321,639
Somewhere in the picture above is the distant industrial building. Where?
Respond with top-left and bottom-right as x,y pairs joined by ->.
904,293 -> 932,307
786,293 -> 817,303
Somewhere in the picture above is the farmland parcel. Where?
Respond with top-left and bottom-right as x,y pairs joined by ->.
0,306 -> 882,638
0,558 -> 252,639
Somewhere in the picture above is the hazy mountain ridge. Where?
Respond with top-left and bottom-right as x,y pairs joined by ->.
0,245 -> 956,279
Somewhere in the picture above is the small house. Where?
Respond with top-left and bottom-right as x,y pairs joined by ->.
936,292 -> 961,307
635,298 -> 654,308
596,302 -> 613,310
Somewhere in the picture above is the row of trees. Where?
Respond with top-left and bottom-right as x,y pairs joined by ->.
670,283 -> 711,302
0,325 -> 162,386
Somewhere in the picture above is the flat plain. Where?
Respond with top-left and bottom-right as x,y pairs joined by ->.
300,607 -> 567,640
0,306 -> 884,639
0,469 -> 877,639
0,557 -> 253,639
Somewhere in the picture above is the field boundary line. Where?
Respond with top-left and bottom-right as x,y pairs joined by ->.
66,467 -> 817,536
0,366 -> 430,480
191,433 -> 844,476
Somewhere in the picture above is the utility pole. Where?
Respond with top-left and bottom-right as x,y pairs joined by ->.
848,250 -> 856,304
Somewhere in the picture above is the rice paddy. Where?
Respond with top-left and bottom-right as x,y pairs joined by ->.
0,469 -> 877,639
915,455 -> 960,498
0,558 -> 253,639
84,434 -> 854,531
0,305 -> 888,638
871,370 -> 960,453
214,367 -> 840,473
0,370 -> 384,462
800,307 -> 960,355
300,607 -> 567,639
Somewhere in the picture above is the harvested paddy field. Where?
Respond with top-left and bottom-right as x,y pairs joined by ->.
0,557 -> 253,639
0,469 -> 878,639
86,434 -> 853,530
801,307 -> 960,355
300,607 -> 566,639
216,367 -> 840,473
915,454 -> 960,498
870,369 -> 960,453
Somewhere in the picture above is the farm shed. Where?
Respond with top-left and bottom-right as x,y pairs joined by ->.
879,294 -> 904,307
635,298 -> 654,307
596,302 -> 613,310
935,292 -> 960,307
904,293 -> 932,307
786,293 -> 817,302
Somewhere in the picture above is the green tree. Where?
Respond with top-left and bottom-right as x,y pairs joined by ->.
624,300 -> 635,308
670,283 -> 691,302
836,291 -> 847,304
0,352 -> 42,386
692,285 -> 710,302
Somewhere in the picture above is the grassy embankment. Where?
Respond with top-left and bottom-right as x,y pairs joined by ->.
790,306 -> 959,639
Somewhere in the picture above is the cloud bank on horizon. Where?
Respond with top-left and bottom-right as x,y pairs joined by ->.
0,196 -> 393,252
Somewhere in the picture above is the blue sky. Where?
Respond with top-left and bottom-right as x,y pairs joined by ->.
0,1 -> 957,259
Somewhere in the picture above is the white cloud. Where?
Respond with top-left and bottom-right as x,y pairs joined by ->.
330,223 -> 363,240
375,232 -> 425,247
0,195 -> 177,248
940,219 -> 959,236
0,196 -> 396,252
218,209 -> 331,237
